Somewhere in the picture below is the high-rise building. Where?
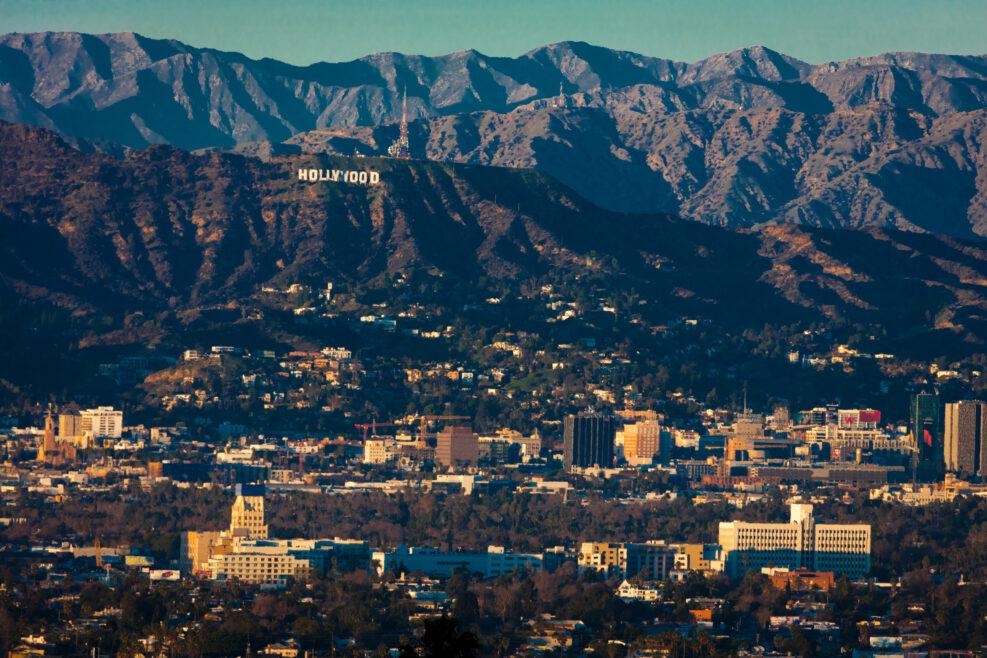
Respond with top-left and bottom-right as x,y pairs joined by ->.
435,426 -> 478,468
230,483 -> 268,539
363,439 -> 391,464
180,530 -> 224,573
57,407 -> 122,446
911,392 -> 941,459
718,503 -> 870,579
58,413 -> 83,439
944,400 -> 987,478
620,421 -> 671,464
563,413 -> 615,470
183,484 -> 371,585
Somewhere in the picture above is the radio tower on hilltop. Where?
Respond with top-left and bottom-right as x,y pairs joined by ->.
387,87 -> 411,159
552,81 -> 567,109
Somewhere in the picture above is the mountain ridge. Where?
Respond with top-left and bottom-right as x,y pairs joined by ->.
5,31 -> 987,237
6,32 -> 987,142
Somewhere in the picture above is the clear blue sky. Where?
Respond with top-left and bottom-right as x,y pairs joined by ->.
1,0 -> 985,65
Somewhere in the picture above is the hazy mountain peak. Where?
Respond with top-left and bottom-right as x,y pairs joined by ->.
4,32 -> 987,237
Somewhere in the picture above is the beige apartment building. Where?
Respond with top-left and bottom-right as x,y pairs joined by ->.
57,406 -> 124,448
206,545 -> 315,584
620,421 -> 670,464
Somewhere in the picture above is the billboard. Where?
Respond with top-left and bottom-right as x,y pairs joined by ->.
149,570 -> 181,581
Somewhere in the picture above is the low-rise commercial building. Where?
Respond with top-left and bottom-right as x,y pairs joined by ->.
578,541 -> 676,581
372,545 -> 542,578
672,543 -> 724,575
207,537 -> 369,584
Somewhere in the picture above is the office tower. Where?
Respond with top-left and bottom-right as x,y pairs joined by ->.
58,412 -> 83,438
230,484 -> 268,539
363,439 -> 389,464
435,426 -> 478,468
621,421 -> 671,463
944,400 -> 987,477
911,393 -> 941,459
78,406 -> 124,438
563,413 -> 615,471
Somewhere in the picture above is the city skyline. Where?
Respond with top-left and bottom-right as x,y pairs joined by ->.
2,1 -> 987,653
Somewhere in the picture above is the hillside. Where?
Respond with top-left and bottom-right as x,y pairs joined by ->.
2,121 -> 987,353
4,32 -> 987,236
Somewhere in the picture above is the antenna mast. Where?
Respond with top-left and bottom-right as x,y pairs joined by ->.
388,85 -> 411,159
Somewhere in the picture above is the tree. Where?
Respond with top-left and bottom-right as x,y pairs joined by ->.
400,615 -> 480,658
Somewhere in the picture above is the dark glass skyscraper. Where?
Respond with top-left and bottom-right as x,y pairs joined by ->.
563,413 -> 615,471
911,392 -> 941,460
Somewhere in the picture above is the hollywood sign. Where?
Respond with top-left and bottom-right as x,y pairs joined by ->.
297,168 -> 381,185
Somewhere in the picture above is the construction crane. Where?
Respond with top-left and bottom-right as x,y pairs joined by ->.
354,422 -> 397,442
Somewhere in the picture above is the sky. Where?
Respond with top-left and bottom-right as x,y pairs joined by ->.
1,0 -> 986,65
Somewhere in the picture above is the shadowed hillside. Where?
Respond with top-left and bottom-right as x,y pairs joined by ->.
2,121 -> 987,353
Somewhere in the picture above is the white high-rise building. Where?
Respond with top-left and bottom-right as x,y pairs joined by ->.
719,503 -> 870,579
363,439 -> 390,464
79,406 -> 123,438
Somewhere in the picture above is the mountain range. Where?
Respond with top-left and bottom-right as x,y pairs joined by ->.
3,120 -> 987,357
3,32 -> 987,237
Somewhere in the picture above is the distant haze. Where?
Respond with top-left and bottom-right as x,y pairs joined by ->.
2,0 -> 987,65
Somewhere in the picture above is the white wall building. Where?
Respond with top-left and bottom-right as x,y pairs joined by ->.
719,503 -> 870,579
206,537 -> 369,585
363,438 -> 392,464
80,407 -> 123,438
